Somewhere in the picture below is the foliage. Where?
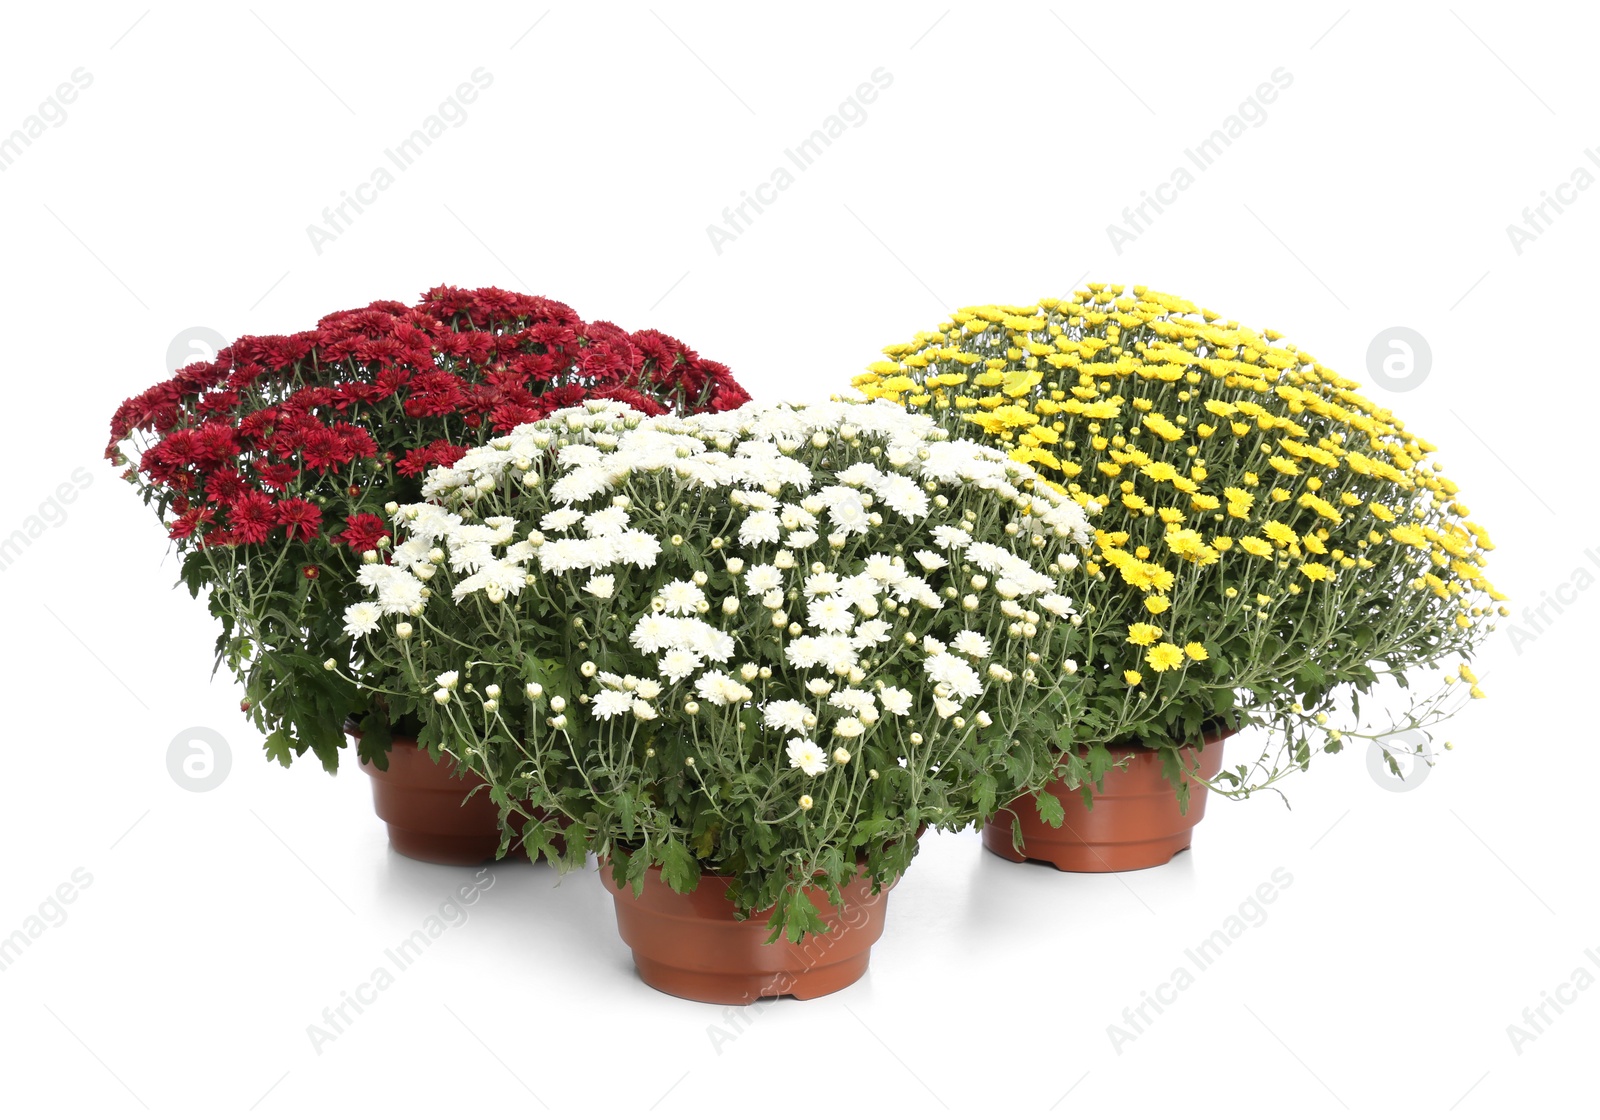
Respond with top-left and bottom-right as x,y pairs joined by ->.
107,286 -> 748,770
347,400 -> 1096,938
853,284 -> 1503,797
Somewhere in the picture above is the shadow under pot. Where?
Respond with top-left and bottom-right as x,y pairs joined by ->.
349,725 -> 544,866
599,859 -> 897,1005
982,730 -> 1232,873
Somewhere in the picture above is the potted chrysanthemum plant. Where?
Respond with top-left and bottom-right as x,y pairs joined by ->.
108,285 -> 749,863
853,284 -> 1504,872
347,399 -> 1094,1001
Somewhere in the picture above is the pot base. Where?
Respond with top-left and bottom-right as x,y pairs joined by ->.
600,864 -> 892,1005
630,950 -> 873,1005
380,821 -> 507,866
982,819 -> 1199,873
982,732 -> 1230,873
357,738 -> 536,867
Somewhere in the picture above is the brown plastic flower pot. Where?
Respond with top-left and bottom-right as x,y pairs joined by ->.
982,730 -> 1230,872
355,733 -> 546,866
599,863 -> 896,1004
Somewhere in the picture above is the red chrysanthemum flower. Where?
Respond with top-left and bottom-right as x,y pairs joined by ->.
339,513 -> 388,553
276,498 -> 323,541
228,492 -> 276,545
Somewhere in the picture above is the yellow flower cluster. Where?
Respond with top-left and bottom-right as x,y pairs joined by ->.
855,284 -> 1502,705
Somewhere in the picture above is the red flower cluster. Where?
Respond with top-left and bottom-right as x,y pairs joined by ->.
109,286 -> 749,550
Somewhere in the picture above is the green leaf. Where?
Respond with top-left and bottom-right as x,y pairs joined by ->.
780,887 -> 824,944
659,839 -> 700,894
357,710 -> 392,766
1034,789 -> 1065,829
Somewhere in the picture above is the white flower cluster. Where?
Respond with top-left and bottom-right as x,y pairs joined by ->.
347,399 -> 1092,781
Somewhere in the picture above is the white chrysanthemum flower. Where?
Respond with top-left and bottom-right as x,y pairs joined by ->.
925,651 -> 983,699
963,541 -> 1013,573
763,699 -> 811,734
583,506 -> 630,537
658,648 -> 703,683
436,670 -> 459,689
914,549 -> 947,572
744,564 -> 783,595
923,635 -> 947,655
537,536 -> 616,575
550,465 -> 612,504
951,630 -> 992,659
786,738 -> 828,777
1038,593 -> 1072,617
739,510 -> 782,546
376,569 -> 426,614
630,613 -> 675,653
874,473 -> 929,520
807,596 -> 855,633
864,553 -> 897,581
878,685 -> 913,716
803,572 -> 841,599
780,502 -> 819,530
592,690 -> 635,720
827,497 -> 871,535
660,580 -> 708,616
343,602 -> 382,638
839,573 -> 882,606
695,671 -> 752,706
584,574 -> 616,598
785,529 -> 820,549
608,531 -> 665,569
452,560 -> 529,603
540,508 -> 583,533
635,679 -> 663,700
786,635 -> 823,669
829,688 -> 877,720
851,619 -> 892,648
833,716 -> 865,739
934,696 -> 962,718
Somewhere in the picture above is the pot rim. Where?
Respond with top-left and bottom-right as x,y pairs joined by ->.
1096,725 -> 1236,755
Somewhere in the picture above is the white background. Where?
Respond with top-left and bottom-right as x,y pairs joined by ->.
0,2 -> 1591,1116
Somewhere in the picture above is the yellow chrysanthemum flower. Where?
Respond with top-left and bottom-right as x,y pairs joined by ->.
1146,643 -> 1185,672
1127,622 -> 1162,646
